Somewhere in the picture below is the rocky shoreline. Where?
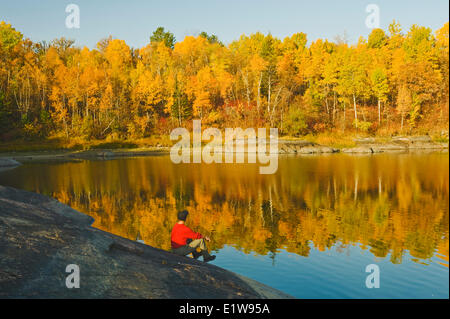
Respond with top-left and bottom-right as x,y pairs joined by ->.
0,185 -> 293,298
0,136 -> 447,164
279,135 -> 448,154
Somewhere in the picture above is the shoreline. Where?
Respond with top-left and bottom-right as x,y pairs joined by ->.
0,185 -> 293,298
0,136 -> 448,164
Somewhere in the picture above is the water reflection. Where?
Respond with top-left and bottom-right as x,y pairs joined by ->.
1,153 -> 448,268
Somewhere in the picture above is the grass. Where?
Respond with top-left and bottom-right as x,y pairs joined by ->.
295,132 -> 358,149
0,138 -> 75,153
0,135 -> 171,153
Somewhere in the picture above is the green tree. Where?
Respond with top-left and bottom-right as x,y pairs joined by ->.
368,28 -> 387,49
199,32 -> 222,45
150,27 -> 176,49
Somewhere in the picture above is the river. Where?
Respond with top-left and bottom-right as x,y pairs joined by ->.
0,152 -> 448,298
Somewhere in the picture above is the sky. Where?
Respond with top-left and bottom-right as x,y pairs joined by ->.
1,0 -> 449,49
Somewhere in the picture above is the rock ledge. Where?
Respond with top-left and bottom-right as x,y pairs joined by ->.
0,185 -> 293,299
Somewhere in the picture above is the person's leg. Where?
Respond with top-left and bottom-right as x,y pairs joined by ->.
188,238 -> 207,251
188,238 -> 213,260
171,245 -> 195,257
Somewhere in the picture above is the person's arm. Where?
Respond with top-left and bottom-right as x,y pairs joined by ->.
185,226 -> 203,240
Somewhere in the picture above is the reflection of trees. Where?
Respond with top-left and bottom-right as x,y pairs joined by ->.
21,154 -> 448,265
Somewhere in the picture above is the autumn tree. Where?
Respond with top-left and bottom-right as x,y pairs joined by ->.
371,67 -> 389,125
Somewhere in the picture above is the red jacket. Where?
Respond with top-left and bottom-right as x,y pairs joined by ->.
171,223 -> 203,249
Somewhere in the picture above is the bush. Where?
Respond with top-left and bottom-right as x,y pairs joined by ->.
353,119 -> 372,132
283,107 -> 308,136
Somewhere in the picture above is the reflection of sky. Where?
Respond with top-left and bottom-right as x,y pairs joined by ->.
213,243 -> 449,299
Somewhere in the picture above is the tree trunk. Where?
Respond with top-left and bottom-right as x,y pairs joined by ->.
343,101 -> 346,132
178,95 -> 181,126
267,74 -> 271,113
241,70 -> 250,109
333,91 -> 336,124
86,94 -> 89,117
378,99 -> 381,125
270,87 -> 282,127
257,72 -> 262,115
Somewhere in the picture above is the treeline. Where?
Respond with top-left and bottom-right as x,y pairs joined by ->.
0,21 -> 448,141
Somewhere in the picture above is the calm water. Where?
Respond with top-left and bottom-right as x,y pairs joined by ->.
0,153 -> 448,298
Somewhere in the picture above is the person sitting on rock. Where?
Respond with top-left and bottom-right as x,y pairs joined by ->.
170,210 -> 216,262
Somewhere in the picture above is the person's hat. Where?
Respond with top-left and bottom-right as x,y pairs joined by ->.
177,210 -> 189,221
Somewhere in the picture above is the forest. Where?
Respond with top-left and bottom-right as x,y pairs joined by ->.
0,21 -> 448,147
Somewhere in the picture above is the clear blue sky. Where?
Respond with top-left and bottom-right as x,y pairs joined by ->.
1,0 -> 448,48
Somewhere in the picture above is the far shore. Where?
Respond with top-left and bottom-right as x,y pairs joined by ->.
0,135 -> 448,165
